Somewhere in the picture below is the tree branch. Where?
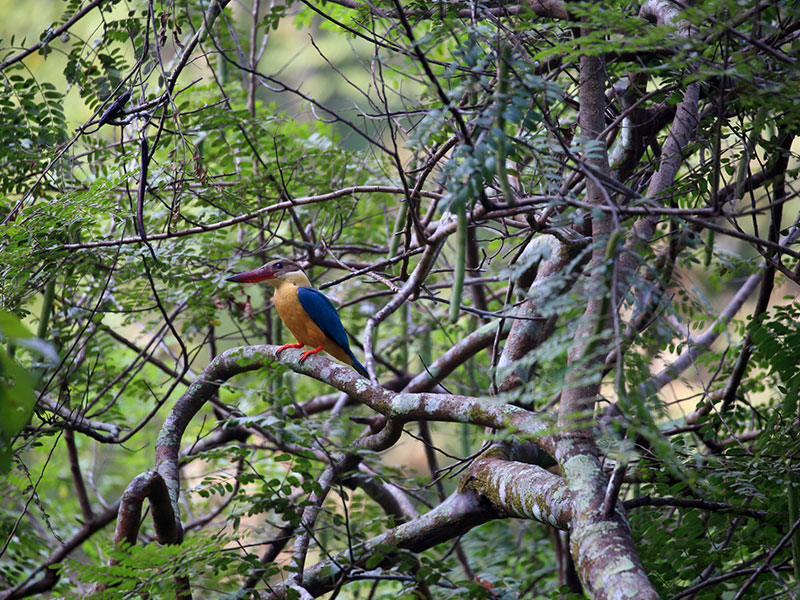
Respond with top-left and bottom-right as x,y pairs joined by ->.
261,491 -> 497,599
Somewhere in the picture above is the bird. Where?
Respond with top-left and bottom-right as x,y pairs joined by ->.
227,259 -> 368,377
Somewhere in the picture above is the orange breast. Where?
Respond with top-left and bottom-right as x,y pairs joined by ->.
272,282 -> 352,364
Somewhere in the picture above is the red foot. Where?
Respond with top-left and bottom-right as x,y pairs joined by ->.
276,343 -> 304,356
299,346 -> 324,362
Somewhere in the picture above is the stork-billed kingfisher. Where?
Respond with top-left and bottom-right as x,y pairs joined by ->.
227,259 -> 368,377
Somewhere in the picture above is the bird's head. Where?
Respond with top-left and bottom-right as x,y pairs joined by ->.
226,259 -> 308,287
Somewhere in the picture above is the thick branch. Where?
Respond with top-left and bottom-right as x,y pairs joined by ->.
497,235 -> 571,392
461,457 -> 572,528
552,9 -> 659,599
151,344 -> 553,545
113,471 -> 181,549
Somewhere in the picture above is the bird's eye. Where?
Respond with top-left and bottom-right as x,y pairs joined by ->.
274,262 -> 282,269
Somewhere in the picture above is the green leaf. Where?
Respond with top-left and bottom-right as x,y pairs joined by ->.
0,310 -> 33,339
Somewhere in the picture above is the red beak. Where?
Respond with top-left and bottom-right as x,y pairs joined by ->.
226,264 -> 276,283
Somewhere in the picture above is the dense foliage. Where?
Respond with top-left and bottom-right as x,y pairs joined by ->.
1,0 -> 799,598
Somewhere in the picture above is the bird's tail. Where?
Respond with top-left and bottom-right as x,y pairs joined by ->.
348,353 -> 369,378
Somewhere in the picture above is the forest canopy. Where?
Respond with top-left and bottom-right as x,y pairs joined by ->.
1,0 -> 800,599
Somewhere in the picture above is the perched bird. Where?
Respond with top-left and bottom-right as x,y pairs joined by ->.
227,259 -> 368,377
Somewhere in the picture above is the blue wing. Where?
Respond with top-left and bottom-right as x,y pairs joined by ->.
297,286 -> 354,356
297,286 -> 368,377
